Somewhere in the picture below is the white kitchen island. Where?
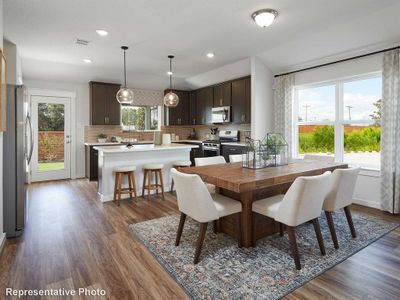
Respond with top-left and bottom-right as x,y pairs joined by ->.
93,144 -> 198,202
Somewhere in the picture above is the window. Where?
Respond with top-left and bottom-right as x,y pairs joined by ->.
121,105 -> 159,131
294,74 -> 382,170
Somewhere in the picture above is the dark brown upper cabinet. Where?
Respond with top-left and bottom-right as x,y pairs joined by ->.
189,91 -> 197,125
196,87 -> 214,124
232,76 -> 251,124
164,90 -> 190,125
213,82 -> 231,107
89,82 -> 121,125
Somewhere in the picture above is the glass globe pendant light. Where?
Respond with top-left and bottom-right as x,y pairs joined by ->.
163,55 -> 179,107
116,46 -> 134,105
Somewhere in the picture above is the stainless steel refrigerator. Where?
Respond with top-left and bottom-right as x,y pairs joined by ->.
3,85 -> 33,237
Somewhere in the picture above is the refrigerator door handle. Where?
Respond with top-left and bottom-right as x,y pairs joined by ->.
26,114 -> 34,164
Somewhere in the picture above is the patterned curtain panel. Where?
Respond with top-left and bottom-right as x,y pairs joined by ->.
381,49 -> 400,214
274,74 -> 295,157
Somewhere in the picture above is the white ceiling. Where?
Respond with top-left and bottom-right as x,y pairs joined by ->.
4,0 -> 400,90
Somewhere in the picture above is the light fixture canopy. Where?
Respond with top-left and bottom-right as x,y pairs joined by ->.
163,55 -> 179,107
96,29 -> 108,36
116,46 -> 134,105
252,9 -> 278,28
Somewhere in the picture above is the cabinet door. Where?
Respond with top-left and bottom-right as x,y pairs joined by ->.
90,83 -> 107,125
245,77 -> 251,123
232,78 -> 246,124
106,84 -> 121,125
197,87 -> 213,124
189,91 -> 197,125
177,91 -> 189,125
213,82 -> 231,107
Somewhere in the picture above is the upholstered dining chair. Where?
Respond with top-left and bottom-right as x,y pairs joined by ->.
194,156 -> 226,193
252,171 -> 332,270
229,154 -> 243,163
303,154 -> 335,162
323,167 -> 360,249
171,168 -> 242,264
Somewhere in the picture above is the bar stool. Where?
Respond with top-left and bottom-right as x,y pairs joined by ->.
142,164 -> 165,200
113,166 -> 137,206
171,160 -> 191,192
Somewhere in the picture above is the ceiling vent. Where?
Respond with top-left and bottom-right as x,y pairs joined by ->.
75,38 -> 90,46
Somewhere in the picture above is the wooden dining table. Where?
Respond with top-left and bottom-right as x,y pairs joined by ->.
182,159 -> 348,247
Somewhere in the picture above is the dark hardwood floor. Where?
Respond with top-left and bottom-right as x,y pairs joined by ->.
0,179 -> 399,299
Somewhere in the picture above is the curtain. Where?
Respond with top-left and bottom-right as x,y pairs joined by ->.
381,49 -> 400,214
274,74 -> 295,157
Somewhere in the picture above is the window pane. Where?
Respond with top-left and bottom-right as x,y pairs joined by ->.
38,103 -> 65,171
150,106 -> 158,130
298,85 -> 335,122
298,125 -> 334,158
343,77 -> 382,122
121,106 -> 146,130
343,124 -> 380,169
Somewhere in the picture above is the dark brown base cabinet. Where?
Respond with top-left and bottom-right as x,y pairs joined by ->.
90,82 -> 121,125
221,145 -> 245,162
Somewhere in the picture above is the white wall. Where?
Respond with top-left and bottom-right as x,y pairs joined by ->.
0,0 -> 5,250
23,80 -> 89,178
3,39 -> 23,85
292,54 -> 383,209
251,56 -> 274,139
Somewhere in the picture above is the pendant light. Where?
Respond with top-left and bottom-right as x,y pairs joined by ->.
163,55 -> 179,107
116,46 -> 134,105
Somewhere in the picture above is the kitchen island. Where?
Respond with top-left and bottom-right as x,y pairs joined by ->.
94,144 -> 198,202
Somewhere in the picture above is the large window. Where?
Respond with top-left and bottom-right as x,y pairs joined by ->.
121,105 -> 159,131
294,74 -> 382,170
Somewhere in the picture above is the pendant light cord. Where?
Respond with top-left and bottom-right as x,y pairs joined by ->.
123,49 -> 127,88
169,57 -> 172,92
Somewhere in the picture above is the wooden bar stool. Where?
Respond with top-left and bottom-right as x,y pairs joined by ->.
113,166 -> 137,206
142,164 -> 165,200
171,160 -> 191,192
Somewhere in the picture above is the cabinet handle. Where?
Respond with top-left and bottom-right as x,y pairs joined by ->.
220,99 -> 223,106
241,114 -> 245,122
193,118 -> 196,125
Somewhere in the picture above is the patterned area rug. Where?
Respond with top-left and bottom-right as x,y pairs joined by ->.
129,212 -> 398,299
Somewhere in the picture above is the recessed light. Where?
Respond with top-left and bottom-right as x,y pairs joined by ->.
96,29 -> 108,36
83,58 -> 92,63
167,71 -> 173,75
252,9 -> 278,28
207,53 -> 215,58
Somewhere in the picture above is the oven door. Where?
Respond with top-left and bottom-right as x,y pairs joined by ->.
202,146 -> 220,157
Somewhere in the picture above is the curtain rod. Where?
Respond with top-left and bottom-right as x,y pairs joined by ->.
274,45 -> 400,78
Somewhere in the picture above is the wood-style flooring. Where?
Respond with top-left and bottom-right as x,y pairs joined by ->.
0,179 -> 399,299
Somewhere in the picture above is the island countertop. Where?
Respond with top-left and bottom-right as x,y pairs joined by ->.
93,143 -> 198,154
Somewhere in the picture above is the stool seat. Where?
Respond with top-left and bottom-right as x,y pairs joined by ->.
143,163 -> 164,170
114,166 -> 137,173
173,160 -> 191,167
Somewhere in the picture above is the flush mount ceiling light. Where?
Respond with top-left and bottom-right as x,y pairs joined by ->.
96,29 -> 108,36
163,55 -> 179,107
252,9 -> 278,28
116,46 -> 134,105
83,58 -> 92,63
207,52 -> 215,58
167,71 -> 173,75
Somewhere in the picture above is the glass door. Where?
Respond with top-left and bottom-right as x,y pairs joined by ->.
31,96 -> 71,181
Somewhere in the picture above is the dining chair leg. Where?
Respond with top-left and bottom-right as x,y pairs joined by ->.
312,218 -> 326,256
325,211 -> 339,249
142,170 -> 147,197
170,179 -> 174,193
213,220 -> 217,234
279,223 -> 284,236
194,222 -> 208,264
287,226 -> 301,270
175,213 -> 186,246
344,206 -> 357,238
159,170 -> 165,200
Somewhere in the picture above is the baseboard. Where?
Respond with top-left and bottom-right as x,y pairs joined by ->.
352,197 -> 381,209
0,232 -> 6,255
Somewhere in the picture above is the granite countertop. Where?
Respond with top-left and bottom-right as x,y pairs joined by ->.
93,144 -> 198,153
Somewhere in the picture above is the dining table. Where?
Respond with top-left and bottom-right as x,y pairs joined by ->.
181,159 -> 348,247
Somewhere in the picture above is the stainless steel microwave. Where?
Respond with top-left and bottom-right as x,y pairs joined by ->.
211,106 -> 231,123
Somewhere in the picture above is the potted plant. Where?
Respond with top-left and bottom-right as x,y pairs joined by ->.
97,133 -> 107,143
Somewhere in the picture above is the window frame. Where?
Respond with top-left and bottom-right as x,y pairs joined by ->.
120,104 -> 161,131
293,71 -> 382,171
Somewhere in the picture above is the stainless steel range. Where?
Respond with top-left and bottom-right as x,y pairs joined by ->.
202,130 -> 239,157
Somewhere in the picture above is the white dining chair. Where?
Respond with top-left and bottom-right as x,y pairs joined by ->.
194,156 -> 226,193
229,154 -> 243,163
303,154 -> 334,162
171,168 -> 242,264
252,171 -> 332,270
323,167 -> 360,249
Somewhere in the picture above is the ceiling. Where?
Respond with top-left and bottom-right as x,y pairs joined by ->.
4,0 -> 400,90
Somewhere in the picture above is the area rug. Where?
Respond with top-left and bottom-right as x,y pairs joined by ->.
128,212 -> 398,299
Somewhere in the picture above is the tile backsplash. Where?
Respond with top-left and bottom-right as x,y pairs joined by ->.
84,124 -> 251,143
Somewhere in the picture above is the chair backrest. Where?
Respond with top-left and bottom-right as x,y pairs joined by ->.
171,168 -> 219,222
229,154 -> 243,163
275,171 -> 331,227
303,154 -> 334,162
195,156 -> 226,166
323,167 -> 360,212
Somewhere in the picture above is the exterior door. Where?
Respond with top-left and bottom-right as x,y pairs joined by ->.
31,96 -> 71,181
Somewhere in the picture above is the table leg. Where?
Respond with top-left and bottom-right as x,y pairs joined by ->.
240,191 -> 253,248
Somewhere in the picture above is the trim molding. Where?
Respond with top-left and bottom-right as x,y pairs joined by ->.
0,232 -> 6,255
353,197 -> 381,209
